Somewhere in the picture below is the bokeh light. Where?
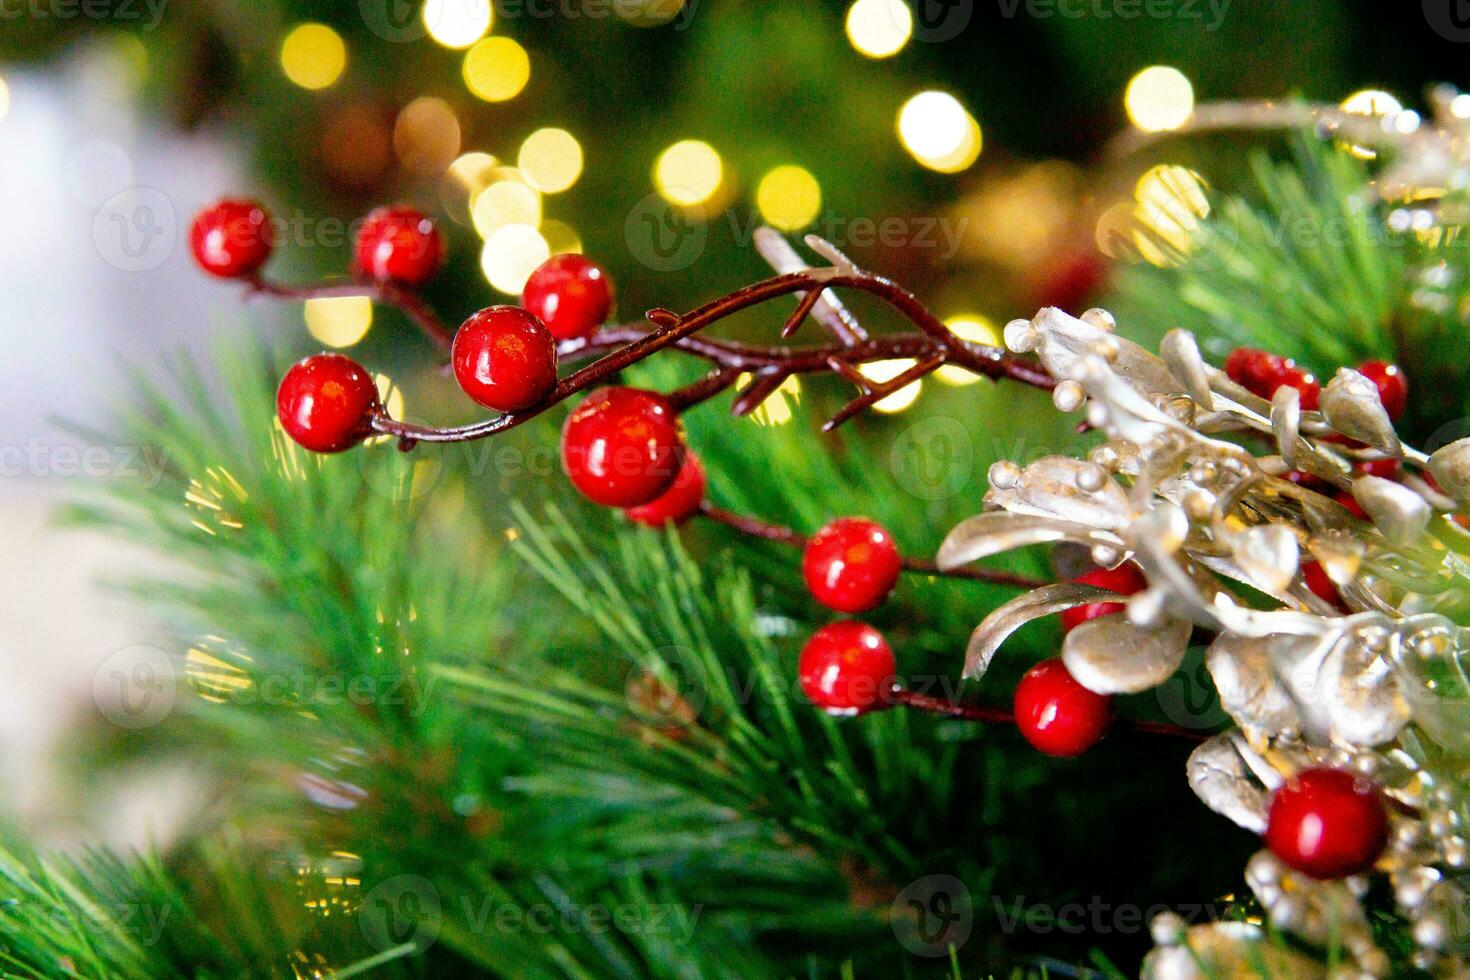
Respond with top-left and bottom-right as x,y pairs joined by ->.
0,75 -> 10,123
654,140 -> 723,206
1340,89 -> 1404,159
897,91 -> 981,173
738,373 -> 801,427
1131,164 -> 1209,266
393,97 -> 461,176
540,219 -> 583,256
471,173 -> 541,237
304,297 -> 374,348
280,24 -> 347,91
859,359 -> 923,413
481,224 -> 551,294
845,0 -> 912,58
517,128 -> 584,194
1124,66 -> 1194,132
755,165 -> 821,231
422,0 -> 492,49
935,315 -> 999,385
463,37 -> 530,103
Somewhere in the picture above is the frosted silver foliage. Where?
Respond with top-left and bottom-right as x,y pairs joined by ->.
941,305 -> 1470,974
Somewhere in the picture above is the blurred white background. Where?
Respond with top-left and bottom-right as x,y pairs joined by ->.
0,42 -> 285,847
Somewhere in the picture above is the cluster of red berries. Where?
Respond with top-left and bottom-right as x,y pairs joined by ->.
191,199 -> 447,286
191,200 -> 711,528
1224,346 -> 1409,421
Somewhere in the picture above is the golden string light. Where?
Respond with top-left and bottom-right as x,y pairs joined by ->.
463,37 -> 530,102
897,91 -> 981,173
654,140 -> 723,206
1124,66 -> 1194,132
845,0 -> 912,58
304,297 -> 374,348
518,128 -> 584,193
755,165 -> 821,231
422,0 -> 492,49
935,315 -> 999,385
481,224 -> 551,294
280,24 -> 347,90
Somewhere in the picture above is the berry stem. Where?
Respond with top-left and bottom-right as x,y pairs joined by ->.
886,687 -> 1209,741
698,502 -> 1048,589
244,275 -> 455,354
367,268 -> 1053,445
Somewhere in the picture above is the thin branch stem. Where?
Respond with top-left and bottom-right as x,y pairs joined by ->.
886,688 -> 1210,742
698,503 -> 1047,590
244,275 -> 455,353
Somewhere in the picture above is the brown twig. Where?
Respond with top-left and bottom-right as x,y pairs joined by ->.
886,688 -> 1210,742
698,503 -> 1047,590
244,275 -> 455,354
368,268 -> 1053,446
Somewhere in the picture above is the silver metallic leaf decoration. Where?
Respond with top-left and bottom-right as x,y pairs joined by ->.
1320,367 -> 1401,455
941,304 -> 1470,973
962,582 -> 1120,678
1185,734 -> 1270,833
1062,615 -> 1191,694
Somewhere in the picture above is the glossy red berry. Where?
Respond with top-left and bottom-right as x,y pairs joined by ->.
451,306 -> 558,412
798,621 -> 897,716
1224,348 -> 1318,409
1356,361 -> 1408,421
1265,767 -> 1388,879
561,387 -> 684,507
1059,563 -> 1147,633
354,206 -> 444,286
625,453 -> 706,527
802,518 -> 903,613
1013,658 -> 1112,757
190,199 -> 275,278
1302,560 -> 1348,613
276,354 -> 381,453
1355,457 -> 1400,480
522,254 -> 614,342
1334,492 -> 1369,521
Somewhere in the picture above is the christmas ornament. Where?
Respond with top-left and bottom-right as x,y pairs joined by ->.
1265,767 -> 1388,879
625,453 -> 706,527
190,199 -> 275,278
802,517 -> 902,613
1012,657 -> 1112,757
276,354 -> 380,453
560,387 -> 684,507
451,306 -> 559,412
354,206 -> 444,286
798,620 -> 896,716
522,253 -> 614,341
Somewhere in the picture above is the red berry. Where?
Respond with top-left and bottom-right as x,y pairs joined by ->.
1059,563 -> 1147,633
798,621 -> 897,716
1356,361 -> 1408,421
561,387 -> 684,507
276,354 -> 381,453
1302,560 -> 1348,613
190,199 -> 275,278
1334,492 -> 1369,521
1265,767 -> 1388,879
802,518 -> 903,613
1355,457 -> 1400,480
625,453 -> 706,527
522,254 -> 614,342
1273,363 -> 1320,411
451,306 -> 558,412
1224,348 -> 1318,409
354,206 -> 444,286
1013,658 -> 1112,757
